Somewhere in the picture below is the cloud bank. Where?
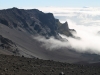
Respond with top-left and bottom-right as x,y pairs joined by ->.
33,25 -> 100,55
37,7 -> 100,25
33,7 -> 100,55
60,20 -> 100,54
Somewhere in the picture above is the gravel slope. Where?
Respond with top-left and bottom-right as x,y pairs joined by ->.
0,54 -> 100,75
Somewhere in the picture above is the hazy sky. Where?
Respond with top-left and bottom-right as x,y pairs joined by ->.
0,0 -> 100,9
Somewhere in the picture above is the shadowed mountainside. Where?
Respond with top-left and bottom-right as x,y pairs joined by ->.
0,7 -> 73,38
0,7 -> 100,63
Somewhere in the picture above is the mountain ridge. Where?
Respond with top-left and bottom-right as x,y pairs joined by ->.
0,7 -> 72,38
0,7 -> 100,63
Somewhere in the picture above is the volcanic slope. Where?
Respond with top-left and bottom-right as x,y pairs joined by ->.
0,7 -> 100,63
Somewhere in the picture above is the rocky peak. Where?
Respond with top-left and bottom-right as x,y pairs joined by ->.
57,21 -> 73,37
8,7 -> 19,11
61,21 -> 69,31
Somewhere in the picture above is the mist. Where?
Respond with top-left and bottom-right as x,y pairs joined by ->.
33,35 -> 70,50
60,20 -> 100,54
33,7 -> 100,55
33,25 -> 100,55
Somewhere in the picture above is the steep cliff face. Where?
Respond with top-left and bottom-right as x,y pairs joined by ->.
0,7 -> 73,38
0,8 -> 59,38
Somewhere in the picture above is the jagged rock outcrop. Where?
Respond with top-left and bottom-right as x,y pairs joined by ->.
57,21 -> 76,37
0,35 -> 19,55
58,21 -> 72,36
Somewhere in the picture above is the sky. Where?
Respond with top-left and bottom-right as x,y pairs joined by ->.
0,0 -> 100,9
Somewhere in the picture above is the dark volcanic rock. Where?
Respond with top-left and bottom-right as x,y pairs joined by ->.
0,7 -> 73,38
69,29 -> 77,34
58,21 -> 73,36
0,35 -> 19,55
0,35 -> 14,45
0,7 -> 62,38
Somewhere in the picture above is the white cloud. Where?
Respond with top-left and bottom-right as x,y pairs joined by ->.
60,20 -> 100,54
37,7 -> 100,26
32,7 -> 100,55
33,35 -> 69,50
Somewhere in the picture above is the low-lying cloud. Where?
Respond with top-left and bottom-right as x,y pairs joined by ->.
60,20 -> 100,54
33,35 -> 70,50
32,7 -> 100,55
33,24 -> 100,55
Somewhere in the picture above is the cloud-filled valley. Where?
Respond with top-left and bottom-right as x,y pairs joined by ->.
34,7 -> 100,55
